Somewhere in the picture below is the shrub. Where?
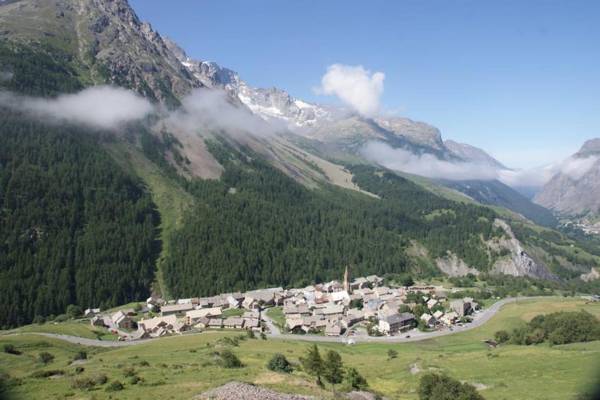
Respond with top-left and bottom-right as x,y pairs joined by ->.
387,349 -> 398,360
323,350 -> 344,385
73,351 -> 87,361
105,380 -> 124,392
246,329 -> 256,339
3,344 -> 21,355
30,370 -> 64,378
418,373 -> 485,400
128,375 -> 142,385
219,350 -> 243,368
267,353 -> 293,373
93,374 -> 108,385
38,352 -> 55,365
53,314 -> 68,323
66,304 -> 82,319
123,367 -> 136,377
260,332 -> 267,340
71,377 -> 96,390
74,367 -> 85,374
494,330 -> 510,344
402,276 -> 415,287
345,367 -> 368,390
398,304 -> 412,313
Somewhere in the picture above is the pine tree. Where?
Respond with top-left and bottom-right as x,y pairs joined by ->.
301,345 -> 323,379
323,350 -> 344,385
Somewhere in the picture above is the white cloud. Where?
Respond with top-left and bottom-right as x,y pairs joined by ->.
498,156 -> 598,188
165,88 -> 277,138
0,86 -> 154,129
317,64 -> 385,117
361,141 -> 499,181
363,140 -> 599,189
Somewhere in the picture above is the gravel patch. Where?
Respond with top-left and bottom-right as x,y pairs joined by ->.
194,382 -> 314,400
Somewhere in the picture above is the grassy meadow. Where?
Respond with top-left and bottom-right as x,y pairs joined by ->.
1,297 -> 599,400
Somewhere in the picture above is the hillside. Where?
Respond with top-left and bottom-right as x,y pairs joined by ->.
443,179 -> 557,228
0,0 -> 599,329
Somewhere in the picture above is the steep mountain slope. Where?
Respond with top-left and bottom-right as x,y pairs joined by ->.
445,140 -> 507,169
0,108 -> 160,328
444,179 -> 557,227
0,0 -> 200,103
535,139 -> 600,218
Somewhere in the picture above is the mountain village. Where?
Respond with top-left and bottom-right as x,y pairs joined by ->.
87,268 -> 479,341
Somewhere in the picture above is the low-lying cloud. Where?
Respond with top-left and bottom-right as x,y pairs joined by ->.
362,141 -> 598,188
165,88 -> 278,137
0,86 -> 154,129
317,64 -> 385,117
362,141 -> 499,181
500,155 -> 598,187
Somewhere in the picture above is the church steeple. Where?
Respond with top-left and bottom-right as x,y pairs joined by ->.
343,265 -> 350,293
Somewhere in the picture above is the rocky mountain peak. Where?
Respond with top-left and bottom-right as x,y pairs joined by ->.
576,138 -> 600,157
445,140 -> 507,169
375,117 -> 445,151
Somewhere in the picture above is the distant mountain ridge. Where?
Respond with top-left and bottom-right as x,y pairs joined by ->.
534,139 -> 600,218
163,35 -> 510,170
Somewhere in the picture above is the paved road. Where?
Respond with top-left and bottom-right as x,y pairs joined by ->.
12,297 -> 532,348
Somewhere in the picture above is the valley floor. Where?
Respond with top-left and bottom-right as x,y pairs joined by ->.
1,297 -> 599,400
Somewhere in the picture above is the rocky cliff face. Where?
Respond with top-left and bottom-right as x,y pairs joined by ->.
489,220 -> 555,280
435,219 -> 556,280
0,0 -> 201,103
163,37 -> 332,128
534,139 -> 600,217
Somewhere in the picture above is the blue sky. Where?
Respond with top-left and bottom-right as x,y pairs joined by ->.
130,0 -> 600,169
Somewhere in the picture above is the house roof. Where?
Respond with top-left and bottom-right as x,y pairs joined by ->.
161,303 -> 194,313
223,317 -> 244,326
325,323 -> 342,335
322,304 -> 345,315
384,312 -> 415,325
139,315 -> 177,331
186,307 -> 222,319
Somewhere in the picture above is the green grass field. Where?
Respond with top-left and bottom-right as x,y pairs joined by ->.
266,306 -> 286,329
1,297 -> 599,400
1,320 -> 118,342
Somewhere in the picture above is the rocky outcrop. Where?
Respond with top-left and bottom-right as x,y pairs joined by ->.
436,252 -> 480,277
489,219 -> 555,280
79,0 -> 201,103
0,0 -> 201,103
435,220 -> 556,280
581,267 -> 600,282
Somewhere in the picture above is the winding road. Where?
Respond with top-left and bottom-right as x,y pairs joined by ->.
9,297 -> 530,348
